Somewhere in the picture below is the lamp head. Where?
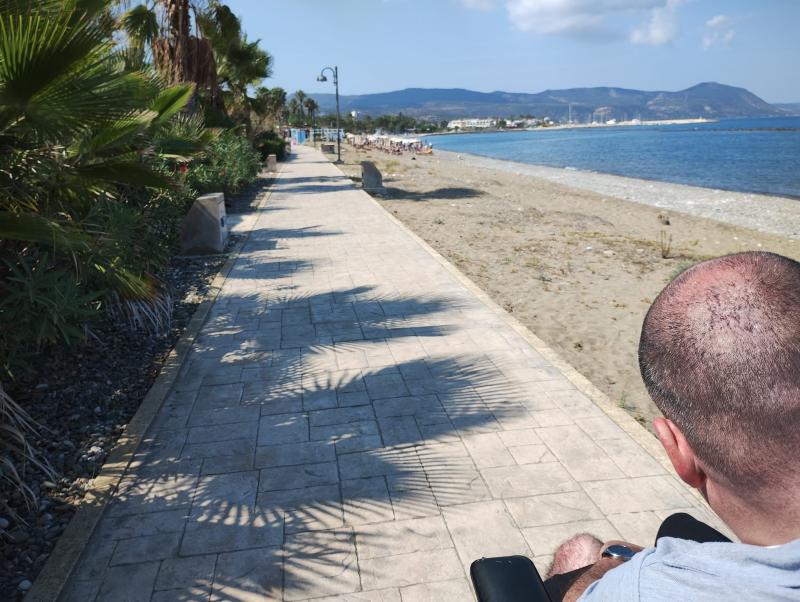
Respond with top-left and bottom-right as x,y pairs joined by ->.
317,75 -> 327,82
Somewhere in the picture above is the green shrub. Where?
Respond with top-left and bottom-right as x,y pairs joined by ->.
255,131 -> 287,162
187,129 -> 262,196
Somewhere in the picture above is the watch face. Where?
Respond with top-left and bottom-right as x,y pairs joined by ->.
603,544 -> 636,560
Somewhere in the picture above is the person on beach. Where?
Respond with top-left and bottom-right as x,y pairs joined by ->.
545,251 -> 800,601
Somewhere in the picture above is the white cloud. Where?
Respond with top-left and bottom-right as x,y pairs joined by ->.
457,0 -> 495,10
506,0 -> 664,36
459,1 -> 689,43
706,14 -> 730,28
702,13 -> 736,49
630,0 -> 684,45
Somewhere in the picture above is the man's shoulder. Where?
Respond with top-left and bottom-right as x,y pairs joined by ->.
580,538 -> 800,601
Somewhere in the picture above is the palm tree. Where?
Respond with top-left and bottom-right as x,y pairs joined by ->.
293,90 -> 307,120
304,97 -> 319,125
0,0 -> 210,502
197,1 -> 272,128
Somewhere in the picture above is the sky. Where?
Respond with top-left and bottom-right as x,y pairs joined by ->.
224,0 -> 800,103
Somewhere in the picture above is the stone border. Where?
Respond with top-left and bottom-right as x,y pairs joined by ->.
25,173 -> 278,601
345,162 -> 710,510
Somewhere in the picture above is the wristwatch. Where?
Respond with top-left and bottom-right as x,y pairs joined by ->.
601,544 -> 636,562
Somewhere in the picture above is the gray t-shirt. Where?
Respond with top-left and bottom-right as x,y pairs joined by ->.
579,537 -> 800,601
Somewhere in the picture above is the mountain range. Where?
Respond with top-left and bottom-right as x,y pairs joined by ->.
313,82 -> 793,121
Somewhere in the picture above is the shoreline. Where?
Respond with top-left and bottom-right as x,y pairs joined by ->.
331,142 -> 799,428
434,149 -> 800,240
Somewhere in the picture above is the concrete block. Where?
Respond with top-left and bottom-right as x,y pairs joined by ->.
181,192 -> 228,254
361,161 -> 383,191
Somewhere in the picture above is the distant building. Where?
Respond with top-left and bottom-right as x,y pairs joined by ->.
447,118 -> 497,130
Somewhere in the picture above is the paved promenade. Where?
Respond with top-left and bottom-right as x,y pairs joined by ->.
63,146 -> 719,601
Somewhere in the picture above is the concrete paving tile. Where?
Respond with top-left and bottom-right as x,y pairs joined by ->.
311,419 -> 380,442
576,415 -> 628,441
607,511 -> 665,545
96,509 -> 188,541
211,546 -> 282,601
187,421 -> 258,444
481,463 -> 578,499
155,554 -> 216,591
400,579 -> 473,602
201,453 -> 255,475
365,373 -> 409,399
194,383 -> 244,411
359,548 -> 463,590
71,535 -> 117,581
508,444 -> 555,465
536,426 -> 624,481
310,405 -> 375,427
338,448 -> 421,480
604,436 -> 666,477
377,415 -> 422,446
283,529 -> 360,601
259,462 -> 339,491
334,434 -> 384,455
182,438 -> 256,463
188,406 -> 260,427
303,390 -> 339,411
582,476 -> 690,514
108,473 -> 197,517
152,586 -> 212,601
341,477 -> 395,526
372,395 -> 442,418
109,531 -> 181,566
60,579 -> 102,602
355,515 -> 453,560
461,433 -> 516,469
544,390 -> 604,418
336,390 -> 372,407
97,562 -> 160,602
300,589 -> 401,602
181,505 -> 284,556
258,412 -> 309,445
443,500 -> 531,570
504,491 -> 604,528
257,485 -> 343,533
255,440 -> 336,468
497,429 -> 543,447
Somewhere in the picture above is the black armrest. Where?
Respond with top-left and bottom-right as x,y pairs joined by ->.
470,555 -> 553,602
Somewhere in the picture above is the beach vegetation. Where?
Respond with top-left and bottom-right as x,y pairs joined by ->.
0,0 -> 271,504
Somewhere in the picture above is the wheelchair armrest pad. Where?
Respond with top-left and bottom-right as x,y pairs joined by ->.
470,555 -> 553,602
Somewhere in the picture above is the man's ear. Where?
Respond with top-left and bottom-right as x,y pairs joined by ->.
653,417 -> 707,491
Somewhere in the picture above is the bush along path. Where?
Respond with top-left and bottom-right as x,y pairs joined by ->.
0,179 -> 270,600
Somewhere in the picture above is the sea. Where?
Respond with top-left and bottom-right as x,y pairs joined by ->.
426,117 -> 800,199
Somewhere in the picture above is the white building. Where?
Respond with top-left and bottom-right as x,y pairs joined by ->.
447,118 -> 497,130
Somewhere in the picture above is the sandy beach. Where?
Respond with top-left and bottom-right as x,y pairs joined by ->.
329,143 -> 800,428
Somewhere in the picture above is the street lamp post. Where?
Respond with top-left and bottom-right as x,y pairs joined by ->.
317,66 -> 341,163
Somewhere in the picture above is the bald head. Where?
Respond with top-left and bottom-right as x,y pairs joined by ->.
639,252 -> 800,496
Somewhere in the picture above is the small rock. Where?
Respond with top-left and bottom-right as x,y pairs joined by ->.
93,406 -> 102,415
18,579 -> 32,591
603,250 -> 615,257
585,246 -> 593,251
0,517 -> 9,529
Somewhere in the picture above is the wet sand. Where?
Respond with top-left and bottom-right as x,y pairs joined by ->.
329,144 -> 800,428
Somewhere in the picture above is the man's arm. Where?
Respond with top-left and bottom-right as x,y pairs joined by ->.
560,557 -> 625,602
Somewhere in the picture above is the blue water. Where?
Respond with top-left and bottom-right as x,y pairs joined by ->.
428,117 -> 800,198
